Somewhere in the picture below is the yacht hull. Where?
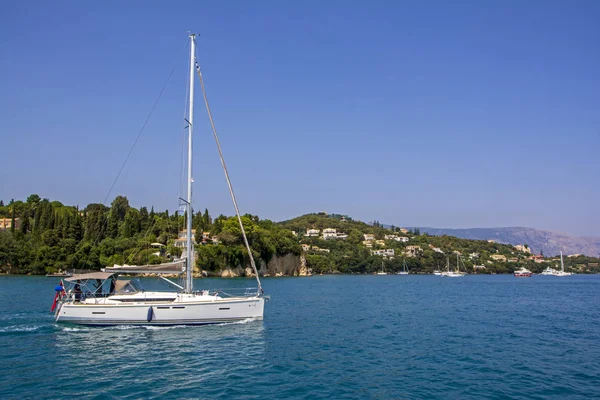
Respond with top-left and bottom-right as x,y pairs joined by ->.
56,297 -> 265,326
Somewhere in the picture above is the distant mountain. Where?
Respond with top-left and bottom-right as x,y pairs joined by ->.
408,227 -> 600,257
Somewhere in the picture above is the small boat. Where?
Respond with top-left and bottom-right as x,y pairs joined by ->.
539,252 -> 573,276
433,270 -> 442,276
376,261 -> 387,275
513,267 -> 532,277
540,266 -> 556,275
397,260 -> 409,275
441,255 -> 466,278
46,270 -> 73,277
553,252 -> 573,276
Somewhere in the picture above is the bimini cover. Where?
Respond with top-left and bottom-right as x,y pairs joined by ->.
65,272 -> 115,282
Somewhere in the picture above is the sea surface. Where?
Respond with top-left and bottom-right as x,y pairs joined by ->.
1,274 -> 599,399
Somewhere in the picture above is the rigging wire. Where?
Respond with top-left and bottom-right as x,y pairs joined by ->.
194,48 -> 264,295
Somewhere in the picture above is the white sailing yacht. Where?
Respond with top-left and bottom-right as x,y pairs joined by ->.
376,261 -> 388,275
397,260 -> 409,275
553,252 -> 573,276
441,254 -> 466,277
53,34 -> 265,326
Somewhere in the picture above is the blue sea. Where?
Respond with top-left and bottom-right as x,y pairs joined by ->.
1,274 -> 599,399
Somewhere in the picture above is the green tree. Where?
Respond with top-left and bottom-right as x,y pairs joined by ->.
121,208 -> 141,238
107,196 -> 130,238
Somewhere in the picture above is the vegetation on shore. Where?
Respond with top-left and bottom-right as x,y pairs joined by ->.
0,194 -> 299,275
1,195 -> 598,276
279,213 -> 600,275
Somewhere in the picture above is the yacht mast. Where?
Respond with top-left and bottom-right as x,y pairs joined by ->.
560,251 -> 564,272
186,33 -> 196,293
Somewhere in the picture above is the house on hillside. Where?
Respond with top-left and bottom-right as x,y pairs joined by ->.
174,229 -> 196,247
305,229 -> 320,237
490,254 -> 507,262
322,228 -> 338,239
0,218 -> 20,231
323,228 -> 348,240
404,245 -> 422,257
371,249 -> 395,257
363,233 -> 375,241
514,244 -> 532,254
429,245 -> 444,254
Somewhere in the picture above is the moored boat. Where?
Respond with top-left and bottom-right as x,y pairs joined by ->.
441,255 -> 466,277
513,267 -> 532,277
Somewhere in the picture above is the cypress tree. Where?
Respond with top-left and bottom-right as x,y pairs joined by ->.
203,208 -> 211,229
10,206 -> 15,233
139,206 -> 149,232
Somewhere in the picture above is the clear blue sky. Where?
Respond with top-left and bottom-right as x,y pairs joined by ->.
1,1 -> 599,236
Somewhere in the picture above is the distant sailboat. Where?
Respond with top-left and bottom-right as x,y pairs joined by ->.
553,252 -> 573,276
397,260 -> 409,275
441,254 -> 466,278
376,261 -> 388,275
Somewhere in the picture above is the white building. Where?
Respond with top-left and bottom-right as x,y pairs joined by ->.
490,254 -> 507,262
174,229 -> 196,248
363,233 -> 375,241
514,244 -> 532,254
429,245 -> 444,254
322,228 -> 337,239
322,228 -> 348,240
371,249 -> 395,257
305,229 -> 320,237
404,245 -> 422,257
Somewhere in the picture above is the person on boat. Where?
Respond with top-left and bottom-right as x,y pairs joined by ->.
73,283 -> 82,301
109,278 -> 116,294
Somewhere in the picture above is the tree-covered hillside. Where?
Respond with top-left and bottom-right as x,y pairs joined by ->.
0,195 -> 299,275
278,213 -> 600,275
1,199 -> 598,276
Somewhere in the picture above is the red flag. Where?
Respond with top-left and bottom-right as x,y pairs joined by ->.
51,292 -> 59,312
